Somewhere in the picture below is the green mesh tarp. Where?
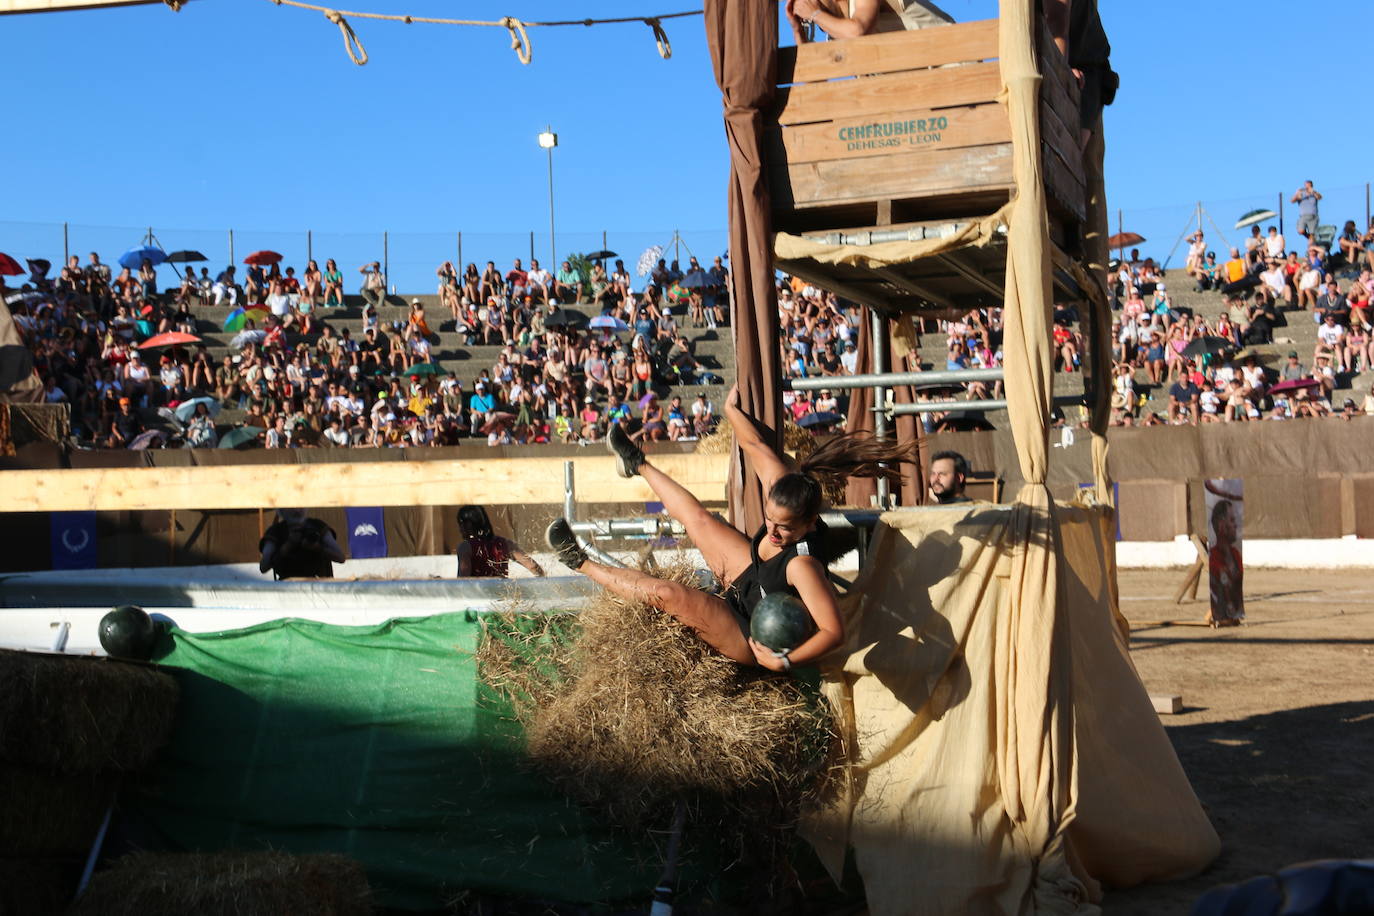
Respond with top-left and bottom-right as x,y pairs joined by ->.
123,612 -> 655,910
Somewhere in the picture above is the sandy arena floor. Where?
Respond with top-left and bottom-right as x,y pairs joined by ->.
1101,568 -> 1374,914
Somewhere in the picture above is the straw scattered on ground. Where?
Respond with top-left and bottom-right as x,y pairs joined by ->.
68,851 -> 373,916
477,557 -> 837,874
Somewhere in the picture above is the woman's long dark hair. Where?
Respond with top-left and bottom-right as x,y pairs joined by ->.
769,431 -> 918,519
457,505 -> 494,540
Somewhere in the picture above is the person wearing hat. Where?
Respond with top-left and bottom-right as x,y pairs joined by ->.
1281,351 -> 1306,382
106,396 -> 143,447
359,261 -> 387,309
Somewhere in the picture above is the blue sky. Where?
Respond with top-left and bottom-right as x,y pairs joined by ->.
3,0 -> 1371,289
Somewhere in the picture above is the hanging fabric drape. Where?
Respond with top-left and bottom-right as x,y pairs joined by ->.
842,311 -> 928,508
704,0 -> 783,534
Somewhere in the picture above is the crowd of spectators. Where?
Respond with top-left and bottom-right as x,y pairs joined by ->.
9,188 -> 1372,452
5,250 -> 742,450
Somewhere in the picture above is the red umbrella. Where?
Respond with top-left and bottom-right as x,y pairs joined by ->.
138,331 -> 202,349
1107,232 -> 1146,251
0,253 -> 23,276
1269,378 -> 1321,395
243,250 -> 283,266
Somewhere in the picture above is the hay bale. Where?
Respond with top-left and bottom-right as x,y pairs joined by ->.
479,561 -> 836,869
0,858 -> 81,916
67,851 -> 373,916
0,650 -> 179,774
0,764 -> 115,856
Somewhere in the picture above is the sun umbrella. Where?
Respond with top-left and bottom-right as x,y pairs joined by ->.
679,269 -> 713,290
138,331 -> 201,349
165,250 -> 209,264
243,250 -> 283,266
588,315 -> 629,332
174,396 -> 221,423
1107,232 -> 1146,250
637,245 -> 663,277
583,249 -> 617,262
118,245 -> 166,269
541,307 -> 586,330
1181,336 -> 1235,360
27,258 -> 51,281
405,362 -> 443,377
1268,378 -> 1321,395
222,304 -> 270,331
1235,208 -> 1278,230
796,410 -> 843,429
218,426 -> 264,449
638,392 -> 658,409
230,329 -> 266,349
0,253 -> 23,276
480,412 -> 516,435
128,429 -> 168,450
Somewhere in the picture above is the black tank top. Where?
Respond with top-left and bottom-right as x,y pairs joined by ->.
725,520 -> 829,620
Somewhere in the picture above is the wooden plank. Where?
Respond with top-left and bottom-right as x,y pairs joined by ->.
1041,140 -> 1086,224
778,19 -> 999,85
1150,694 -> 1184,715
773,142 -> 1013,208
1039,97 -> 1081,184
776,61 -> 1001,127
776,102 -> 1009,165
1036,31 -> 1081,146
0,454 -> 731,513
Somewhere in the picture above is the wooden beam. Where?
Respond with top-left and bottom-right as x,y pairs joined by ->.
938,250 -> 1004,298
873,267 -> 959,310
773,259 -> 898,313
775,61 -> 1002,127
0,454 -> 731,513
772,143 -> 1014,209
778,19 -> 998,84
776,102 -> 1010,166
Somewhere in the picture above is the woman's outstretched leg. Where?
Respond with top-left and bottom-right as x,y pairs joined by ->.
545,519 -> 751,662
607,424 -> 751,584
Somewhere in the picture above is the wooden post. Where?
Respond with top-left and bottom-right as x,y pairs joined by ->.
257,508 -> 265,540
169,509 -> 176,566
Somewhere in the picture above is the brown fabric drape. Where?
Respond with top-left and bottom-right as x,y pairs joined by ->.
842,311 -> 928,507
705,0 -> 783,534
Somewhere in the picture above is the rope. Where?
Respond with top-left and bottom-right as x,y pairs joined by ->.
265,0 -> 701,66
645,17 -> 671,59
323,7 -> 368,65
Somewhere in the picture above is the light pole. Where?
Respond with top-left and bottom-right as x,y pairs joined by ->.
537,126 -> 558,273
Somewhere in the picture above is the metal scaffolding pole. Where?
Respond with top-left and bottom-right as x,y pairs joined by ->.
786,368 -> 1004,391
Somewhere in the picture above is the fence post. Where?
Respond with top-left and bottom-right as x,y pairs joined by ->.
602,229 -> 607,254
1277,191 -> 1284,237
307,230 -> 313,263
383,231 -> 389,291
457,231 -> 462,273
63,222 -> 69,265
228,229 -> 234,266
1366,182 -> 1370,229
529,231 -> 535,263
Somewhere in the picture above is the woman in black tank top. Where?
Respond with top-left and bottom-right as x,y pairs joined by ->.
546,385 -> 915,671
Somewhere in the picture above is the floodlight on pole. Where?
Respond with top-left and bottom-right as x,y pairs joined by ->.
538,127 -> 558,271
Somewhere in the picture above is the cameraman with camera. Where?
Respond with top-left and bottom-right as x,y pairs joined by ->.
259,508 -> 345,580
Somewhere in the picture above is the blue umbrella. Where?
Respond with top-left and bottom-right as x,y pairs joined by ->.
679,269 -> 713,290
118,245 -> 167,270
174,396 -> 221,424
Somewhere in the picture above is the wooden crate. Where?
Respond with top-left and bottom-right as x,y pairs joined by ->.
769,18 -> 1085,236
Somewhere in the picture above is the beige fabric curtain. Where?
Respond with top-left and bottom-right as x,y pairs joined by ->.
704,0 -> 783,535
803,3 -> 1218,911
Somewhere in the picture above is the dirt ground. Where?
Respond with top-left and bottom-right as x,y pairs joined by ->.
1099,567 -> 1374,914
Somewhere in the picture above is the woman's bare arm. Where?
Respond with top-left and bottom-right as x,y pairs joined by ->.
723,384 -> 792,496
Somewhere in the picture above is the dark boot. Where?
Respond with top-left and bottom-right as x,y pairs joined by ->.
606,423 -> 645,478
545,518 -> 588,570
